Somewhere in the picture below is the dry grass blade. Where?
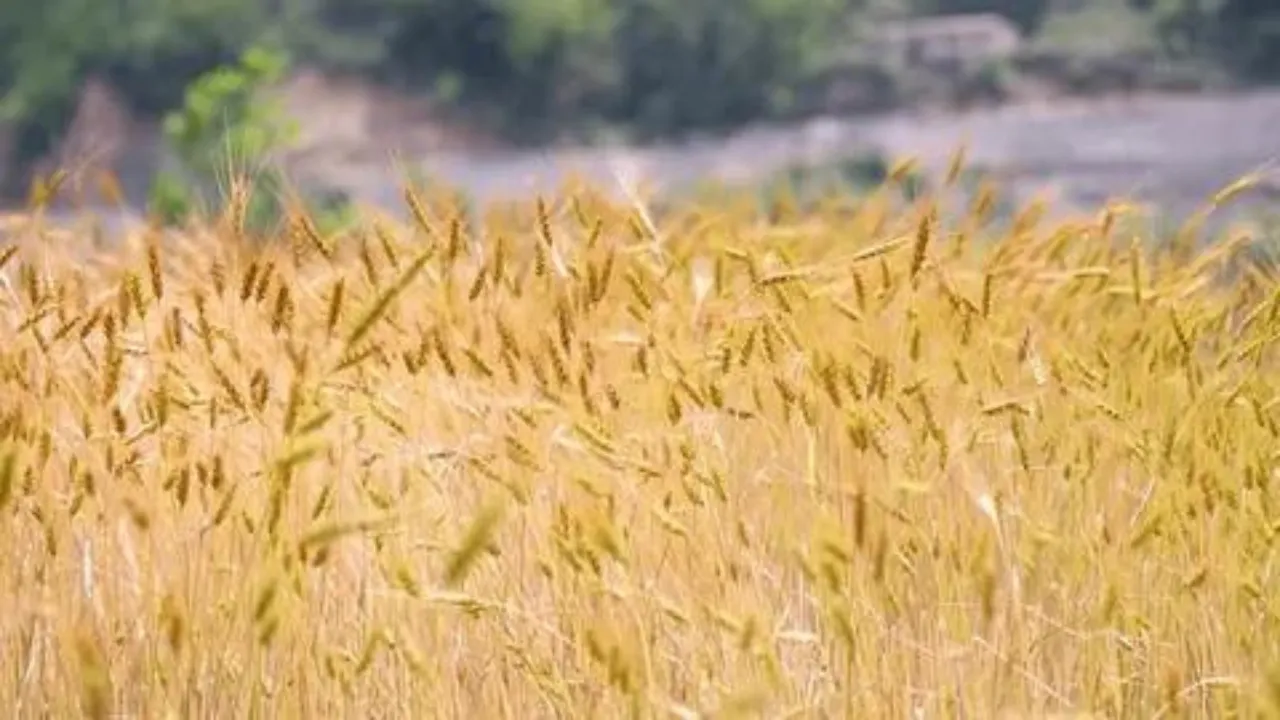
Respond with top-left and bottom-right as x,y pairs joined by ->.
344,247 -> 433,350
443,501 -> 504,587
0,447 -> 15,511
0,162 -> 1274,718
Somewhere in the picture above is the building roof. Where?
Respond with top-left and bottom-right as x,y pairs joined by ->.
877,12 -> 1022,41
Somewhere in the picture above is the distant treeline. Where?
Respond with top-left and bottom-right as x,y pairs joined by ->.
2,0 -> 1277,185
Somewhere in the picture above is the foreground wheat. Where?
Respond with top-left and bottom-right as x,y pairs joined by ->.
0,178 -> 1278,719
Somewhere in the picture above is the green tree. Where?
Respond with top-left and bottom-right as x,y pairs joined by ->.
606,0 -> 852,137
913,0 -> 1053,33
1148,0 -> 1223,58
0,0 -> 113,192
1217,0 -> 1280,78
149,46 -> 300,230
0,0 -> 270,197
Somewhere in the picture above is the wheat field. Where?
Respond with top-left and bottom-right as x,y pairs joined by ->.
1,169 -> 1278,719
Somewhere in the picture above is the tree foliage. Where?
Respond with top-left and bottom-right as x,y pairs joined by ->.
149,46 -> 298,228
0,0 -> 266,193
1218,0 -> 1280,78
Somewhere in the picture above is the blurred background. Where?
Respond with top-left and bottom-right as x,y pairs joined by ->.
2,0 -> 1280,229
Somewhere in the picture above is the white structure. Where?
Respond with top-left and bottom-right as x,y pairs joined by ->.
870,13 -> 1022,69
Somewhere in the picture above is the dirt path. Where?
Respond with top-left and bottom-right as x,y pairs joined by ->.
299,89 -> 1280,226
31,89 -> 1280,234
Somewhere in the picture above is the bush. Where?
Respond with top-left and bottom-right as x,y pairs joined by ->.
149,45 -> 356,234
